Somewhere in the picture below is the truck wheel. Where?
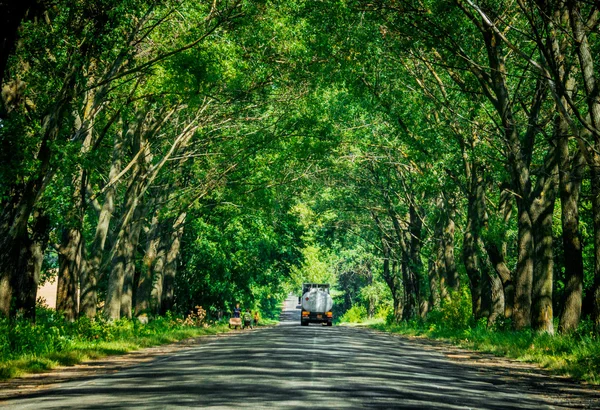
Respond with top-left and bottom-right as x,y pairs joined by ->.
327,322 -> 332,326
301,321 -> 308,326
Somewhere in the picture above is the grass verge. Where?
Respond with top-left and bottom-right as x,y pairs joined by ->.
366,320 -> 600,385
0,308 -> 244,381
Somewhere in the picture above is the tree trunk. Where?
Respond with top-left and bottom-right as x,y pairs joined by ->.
443,203 -> 459,291
381,235 -> 402,322
530,145 -> 558,334
160,212 -> 186,314
479,242 -> 505,328
513,196 -> 534,329
135,211 -> 162,316
120,203 -> 144,319
567,0 -> 600,330
558,142 -> 585,332
80,127 -> 124,318
484,241 -> 514,319
591,167 -> 600,329
402,205 -> 421,321
12,210 -> 49,321
56,227 -> 82,321
463,170 -> 486,319
428,244 -> 442,310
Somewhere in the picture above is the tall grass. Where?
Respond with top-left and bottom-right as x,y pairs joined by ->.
0,307 -> 232,380
369,315 -> 600,384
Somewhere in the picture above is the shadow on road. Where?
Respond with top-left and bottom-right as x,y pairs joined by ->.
3,296 -> 599,409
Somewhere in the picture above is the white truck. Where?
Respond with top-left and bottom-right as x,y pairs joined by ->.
300,283 -> 333,326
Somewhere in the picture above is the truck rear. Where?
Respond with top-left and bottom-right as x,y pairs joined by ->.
300,283 -> 333,326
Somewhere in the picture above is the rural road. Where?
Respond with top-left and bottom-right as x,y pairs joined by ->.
2,296 -> 600,409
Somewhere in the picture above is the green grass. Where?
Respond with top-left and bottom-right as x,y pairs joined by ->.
367,320 -> 600,385
256,318 -> 279,326
0,308 -> 237,381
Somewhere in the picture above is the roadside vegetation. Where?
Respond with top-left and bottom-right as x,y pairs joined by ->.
0,305 -> 275,381
337,292 -> 600,385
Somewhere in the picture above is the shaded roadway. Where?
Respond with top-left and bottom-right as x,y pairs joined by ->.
2,296 -> 600,409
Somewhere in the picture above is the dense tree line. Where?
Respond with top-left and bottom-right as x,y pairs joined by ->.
307,0 -> 600,335
0,0 -> 319,321
1,0 -> 599,337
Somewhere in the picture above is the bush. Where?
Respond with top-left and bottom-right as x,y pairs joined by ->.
376,304 -> 392,321
340,304 -> 367,323
426,288 -> 472,331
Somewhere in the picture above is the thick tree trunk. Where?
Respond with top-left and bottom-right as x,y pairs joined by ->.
558,143 -> 585,332
513,198 -> 534,329
463,171 -> 486,319
530,146 -> 558,334
13,211 -> 49,321
484,241 -> 514,319
103,115 -> 149,320
150,234 -> 168,315
567,0 -> 600,330
120,203 -> 144,319
160,212 -> 186,314
487,269 -> 505,327
437,238 -> 449,302
105,231 -> 126,320
135,211 -> 162,316
591,167 -> 600,329
480,243 -> 505,328
0,140 -> 53,317
56,228 -> 82,321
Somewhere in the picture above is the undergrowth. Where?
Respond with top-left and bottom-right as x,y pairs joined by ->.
369,315 -> 600,385
0,306 -> 239,381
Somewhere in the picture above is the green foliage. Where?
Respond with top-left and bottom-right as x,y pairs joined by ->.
426,288 -> 473,331
0,306 -> 231,380
339,304 -> 367,323
370,318 -> 600,385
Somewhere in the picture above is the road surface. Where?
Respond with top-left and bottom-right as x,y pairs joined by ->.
2,296 -> 599,409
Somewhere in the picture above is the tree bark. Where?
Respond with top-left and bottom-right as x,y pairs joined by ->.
567,0 -> 600,330
558,140 -> 585,332
479,239 -> 505,327
56,227 -> 82,321
12,210 -> 49,321
530,145 -> 558,334
135,210 -> 162,316
80,128 -> 124,318
463,170 -> 486,319
484,241 -> 514,319
443,202 -> 459,291
120,202 -> 144,319
150,234 -> 168,315
591,167 -> 600,329
160,212 -> 186,314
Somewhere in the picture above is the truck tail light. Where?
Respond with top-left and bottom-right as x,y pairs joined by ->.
326,312 -> 332,317
302,311 -> 309,316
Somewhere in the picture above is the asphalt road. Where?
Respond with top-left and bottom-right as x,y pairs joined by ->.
2,296 -> 599,409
